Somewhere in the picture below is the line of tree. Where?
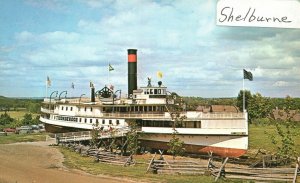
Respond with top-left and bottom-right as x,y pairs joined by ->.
237,90 -> 300,123
0,112 -> 40,130
0,96 -> 42,113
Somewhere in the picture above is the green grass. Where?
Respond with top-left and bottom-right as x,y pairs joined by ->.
0,111 -> 39,120
248,124 -> 300,155
60,147 -> 221,183
59,124 -> 300,183
0,133 -> 47,144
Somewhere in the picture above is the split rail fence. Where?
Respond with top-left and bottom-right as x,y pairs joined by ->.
147,154 -> 300,183
61,143 -> 135,167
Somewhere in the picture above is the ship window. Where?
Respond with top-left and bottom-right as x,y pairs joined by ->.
158,89 -> 161,94
66,107 -> 68,111
102,119 -> 105,124
96,119 -> 99,126
70,107 -> 73,111
154,89 -> 158,94
144,106 -> 147,112
144,90 -> 147,94
116,120 -> 120,125
84,107 -> 87,111
79,118 -> 81,122
90,107 -> 93,112
139,106 -> 143,111
90,119 -> 92,123
153,106 -> 156,111
149,106 -> 152,111
109,120 -> 112,124
147,89 -> 149,94
84,118 -> 87,123
61,106 -> 64,110
150,89 -> 153,94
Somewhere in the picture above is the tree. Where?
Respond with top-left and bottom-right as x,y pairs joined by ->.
0,112 -> 14,126
267,96 -> 299,164
21,113 -> 33,125
126,121 -> 140,155
90,127 -> 100,148
237,90 -> 252,112
248,93 -> 272,121
27,102 -> 41,113
168,114 -> 186,159
167,128 -> 185,160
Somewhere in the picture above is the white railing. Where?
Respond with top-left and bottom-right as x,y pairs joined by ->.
41,108 -> 54,113
101,113 -> 168,119
56,129 -> 128,143
189,112 -> 245,120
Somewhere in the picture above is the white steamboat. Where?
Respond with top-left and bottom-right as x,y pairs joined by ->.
40,49 -> 248,157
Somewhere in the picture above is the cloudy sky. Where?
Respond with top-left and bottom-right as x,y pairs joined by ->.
0,0 -> 299,98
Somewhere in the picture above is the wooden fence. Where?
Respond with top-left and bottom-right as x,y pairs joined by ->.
147,154 -> 300,183
61,143 -> 135,167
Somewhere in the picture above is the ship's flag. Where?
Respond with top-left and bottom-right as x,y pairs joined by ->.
90,81 -> 95,88
109,84 -> 114,91
109,64 -> 114,71
243,69 -> 253,81
47,76 -> 51,87
71,82 -> 75,89
157,71 -> 163,79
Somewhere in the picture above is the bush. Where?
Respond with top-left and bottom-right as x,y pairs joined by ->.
252,118 -> 271,126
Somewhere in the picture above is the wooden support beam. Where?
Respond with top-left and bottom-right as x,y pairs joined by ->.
215,157 -> 228,182
158,149 -> 164,159
207,151 -> 213,170
124,152 -> 134,167
293,163 -> 299,183
146,153 -> 156,173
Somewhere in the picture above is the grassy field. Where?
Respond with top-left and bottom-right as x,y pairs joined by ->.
0,133 -> 47,144
59,124 -> 300,183
0,111 -> 39,120
60,147 -> 243,183
248,124 -> 300,155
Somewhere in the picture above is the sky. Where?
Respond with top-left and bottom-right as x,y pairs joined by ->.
0,0 -> 300,98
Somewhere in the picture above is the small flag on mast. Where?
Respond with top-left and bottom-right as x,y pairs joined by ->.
109,64 -> 114,71
89,81 -> 94,88
243,69 -> 253,81
157,71 -> 163,79
47,76 -> 51,87
71,82 -> 75,89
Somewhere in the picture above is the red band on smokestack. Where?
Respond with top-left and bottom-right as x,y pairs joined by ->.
128,54 -> 137,62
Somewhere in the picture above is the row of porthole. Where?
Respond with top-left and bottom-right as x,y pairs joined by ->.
60,106 -> 93,112
55,115 -> 120,125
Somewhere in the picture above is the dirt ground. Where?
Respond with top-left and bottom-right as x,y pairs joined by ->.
0,140 -> 136,183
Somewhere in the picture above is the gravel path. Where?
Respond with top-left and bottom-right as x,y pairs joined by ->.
0,139 -> 136,183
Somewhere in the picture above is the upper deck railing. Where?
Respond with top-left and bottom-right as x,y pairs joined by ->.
102,112 -> 167,119
55,130 -> 128,143
41,107 -> 246,120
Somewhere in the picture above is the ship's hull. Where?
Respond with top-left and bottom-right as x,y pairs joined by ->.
40,117 -> 248,157
140,133 -> 248,157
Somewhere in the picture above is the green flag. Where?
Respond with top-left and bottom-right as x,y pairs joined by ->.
47,76 -> 51,87
109,64 -> 114,71
243,69 -> 253,81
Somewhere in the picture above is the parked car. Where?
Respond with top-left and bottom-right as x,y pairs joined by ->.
16,126 -> 33,134
3,128 -> 17,133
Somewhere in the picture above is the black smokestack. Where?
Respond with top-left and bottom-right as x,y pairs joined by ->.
91,86 -> 95,103
128,49 -> 137,97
